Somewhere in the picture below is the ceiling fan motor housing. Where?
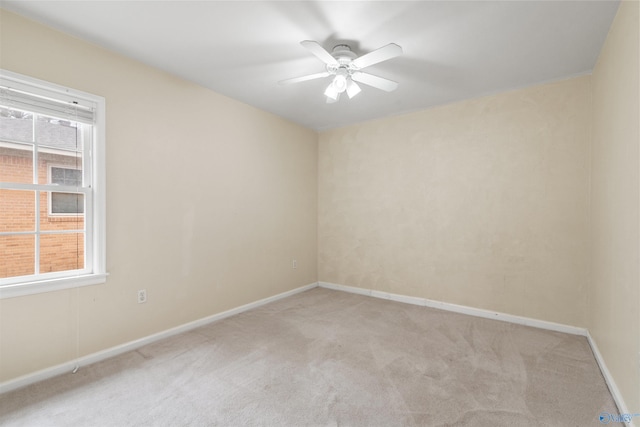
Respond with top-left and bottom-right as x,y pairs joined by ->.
327,45 -> 358,73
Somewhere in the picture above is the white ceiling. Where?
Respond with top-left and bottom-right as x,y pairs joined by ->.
2,1 -> 620,131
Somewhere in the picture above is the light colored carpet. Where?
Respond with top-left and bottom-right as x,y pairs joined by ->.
0,288 -> 618,426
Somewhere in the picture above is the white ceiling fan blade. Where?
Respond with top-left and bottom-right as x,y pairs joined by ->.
351,72 -> 399,92
278,72 -> 330,86
352,43 -> 403,69
300,40 -> 338,66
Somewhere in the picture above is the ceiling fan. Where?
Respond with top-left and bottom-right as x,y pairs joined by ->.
279,40 -> 403,103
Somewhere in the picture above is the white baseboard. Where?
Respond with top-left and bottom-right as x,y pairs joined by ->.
0,282 -> 318,395
319,281 -> 636,426
587,332 -> 637,427
319,281 -> 587,336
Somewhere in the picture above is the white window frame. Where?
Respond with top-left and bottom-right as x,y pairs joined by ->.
0,70 -> 107,298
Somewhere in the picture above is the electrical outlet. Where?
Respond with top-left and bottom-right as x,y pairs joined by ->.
292,259 -> 297,269
137,289 -> 147,304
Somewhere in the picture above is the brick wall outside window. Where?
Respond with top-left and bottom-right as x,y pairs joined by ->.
1,147 -> 85,279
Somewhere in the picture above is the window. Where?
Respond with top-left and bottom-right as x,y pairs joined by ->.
0,70 -> 106,298
50,166 -> 84,215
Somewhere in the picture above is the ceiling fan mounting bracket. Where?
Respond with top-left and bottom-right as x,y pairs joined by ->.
331,44 -> 358,66
332,44 -> 356,57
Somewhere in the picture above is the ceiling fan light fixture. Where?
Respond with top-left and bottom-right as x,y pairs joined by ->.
324,83 -> 339,100
332,70 -> 348,93
346,80 -> 361,99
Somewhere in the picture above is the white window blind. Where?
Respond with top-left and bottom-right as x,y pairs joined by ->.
0,80 -> 95,124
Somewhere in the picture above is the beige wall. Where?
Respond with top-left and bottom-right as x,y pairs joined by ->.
0,10 -> 318,382
590,0 -> 640,410
319,76 -> 592,327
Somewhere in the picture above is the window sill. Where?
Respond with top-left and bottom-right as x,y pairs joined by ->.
0,273 -> 108,299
